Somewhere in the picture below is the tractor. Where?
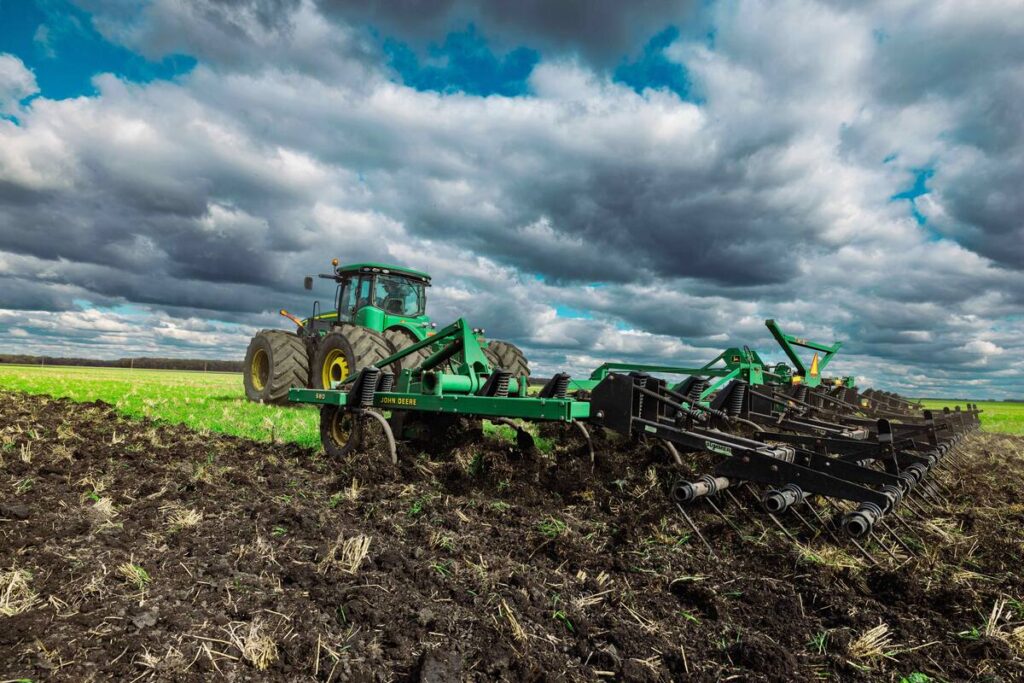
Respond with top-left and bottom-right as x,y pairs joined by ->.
243,261 -> 529,403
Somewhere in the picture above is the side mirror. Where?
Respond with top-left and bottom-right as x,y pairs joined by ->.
303,276 -> 313,290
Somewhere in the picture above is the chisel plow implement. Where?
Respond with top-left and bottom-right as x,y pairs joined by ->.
290,317 -> 981,563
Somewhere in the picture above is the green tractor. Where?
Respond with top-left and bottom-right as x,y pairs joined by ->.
243,261 -> 530,403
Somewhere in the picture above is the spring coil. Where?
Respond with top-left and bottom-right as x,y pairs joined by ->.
687,379 -> 709,404
358,367 -> 380,407
635,374 -> 648,417
494,373 -> 511,397
378,371 -> 395,394
727,382 -> 747,416
551,373 -> 569,399
702,407 -> 728,422
794,384 -> 808,404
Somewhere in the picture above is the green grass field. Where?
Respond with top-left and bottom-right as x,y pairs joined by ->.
0,365 -> 1020,447
919,399 -> 1024,435
0,364 -> 322,448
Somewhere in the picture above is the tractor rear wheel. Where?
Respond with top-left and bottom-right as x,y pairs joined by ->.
243,330 -> 310,403
312,324 -> 394,390
383,327 -> 430,373
483,340 -> 530,382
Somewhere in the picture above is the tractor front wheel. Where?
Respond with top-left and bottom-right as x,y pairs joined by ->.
243,330 -> 309,403
311,324 -> 394,390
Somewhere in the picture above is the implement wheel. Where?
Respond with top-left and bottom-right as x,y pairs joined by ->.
243,330 -> 309,403
321,406 -> 397,464
311,324 -> 394,390
320,405 -> 362,458
483,340 -> 530,382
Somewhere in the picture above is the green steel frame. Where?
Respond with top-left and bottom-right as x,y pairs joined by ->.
290,317 -> 590,422
764,319 -> 841,388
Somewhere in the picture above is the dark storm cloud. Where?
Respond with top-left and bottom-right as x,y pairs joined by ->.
316,0 -> 698,66
2,0 -> 1024,397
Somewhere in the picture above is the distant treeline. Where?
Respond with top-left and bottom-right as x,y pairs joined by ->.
0,354 -> 242,372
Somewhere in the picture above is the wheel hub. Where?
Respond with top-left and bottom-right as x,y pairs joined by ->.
251,349 -> 269,391
322,349 -> 350,388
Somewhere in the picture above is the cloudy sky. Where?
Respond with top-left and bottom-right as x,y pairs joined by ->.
1,0 -> 1022,398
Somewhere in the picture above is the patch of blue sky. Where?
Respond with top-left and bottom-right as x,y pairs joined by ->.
0,0 -> 195,101
890,167 -> 935,226
613,26 -> 699,102
554,305 -> 593,320
382,24 -> 538,97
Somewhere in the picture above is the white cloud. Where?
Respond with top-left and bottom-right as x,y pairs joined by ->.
0,1 -> 1022,397
0,53 -> 38,114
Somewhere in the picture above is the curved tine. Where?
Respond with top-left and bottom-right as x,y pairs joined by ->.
661,439 -> 684,466
572,421 -> 595,465
491,417 -> 536,453
362,409 -> 398,465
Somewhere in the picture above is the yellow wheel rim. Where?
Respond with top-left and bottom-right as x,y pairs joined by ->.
321,348 -> 350,388
251,348 -> 269,391
328,409 -> 354,449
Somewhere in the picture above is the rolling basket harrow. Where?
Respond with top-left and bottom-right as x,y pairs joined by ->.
290,313 -> 980,563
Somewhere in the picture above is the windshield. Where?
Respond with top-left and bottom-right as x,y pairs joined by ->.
374,274 -> 425,317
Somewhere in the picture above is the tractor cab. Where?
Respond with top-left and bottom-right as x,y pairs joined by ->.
303,262 -> 435,342
331,263 -> 433,340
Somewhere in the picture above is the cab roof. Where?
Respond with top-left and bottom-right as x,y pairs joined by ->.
334,262 -> 431,283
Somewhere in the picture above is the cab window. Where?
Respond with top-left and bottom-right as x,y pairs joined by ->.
374,274 -> 424,317
337,276 -> 373,320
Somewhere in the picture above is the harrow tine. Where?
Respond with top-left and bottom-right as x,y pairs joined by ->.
928,476 -> 955,498
911,486 -> 943,511
899,497 -> 931,524
724,488 -> 750,513
675,502 -> 717,557
789,506 -> 822,540
803,500 -> 846,546
848,532 -> 881,567
765,511 -> 801,545
868,530 -> 903,563
888,507 -> 927,547
904,494 -> 936,518
877,519 -> 917,559
823,499 -> 879,566
704,496 -> 747,539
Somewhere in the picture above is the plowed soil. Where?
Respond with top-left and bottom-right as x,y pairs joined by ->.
1,391 -> 1023,682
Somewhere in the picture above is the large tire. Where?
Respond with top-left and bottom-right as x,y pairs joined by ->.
243,330 -> 310,404
383,327 -> 431,373
311,324 -> 394,390
483,340 -> 530,381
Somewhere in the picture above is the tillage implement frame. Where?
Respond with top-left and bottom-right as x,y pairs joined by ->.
289,315 -> 981,548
